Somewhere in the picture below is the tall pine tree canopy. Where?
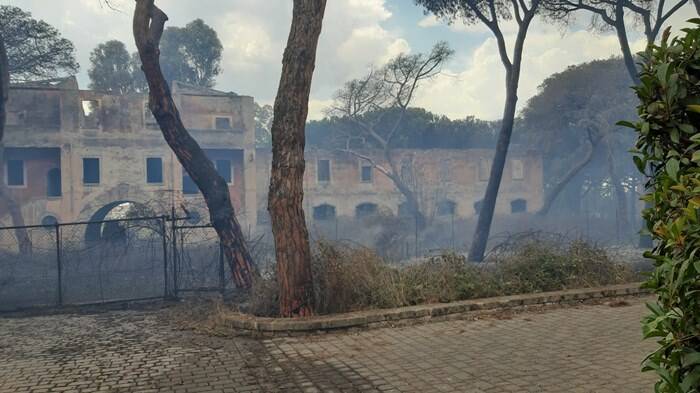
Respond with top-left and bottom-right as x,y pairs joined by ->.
88,40 -> 143,94
160,19 -> 223,88
0,5 -> 79,81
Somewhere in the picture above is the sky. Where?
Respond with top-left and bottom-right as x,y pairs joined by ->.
5,0 -> 698,120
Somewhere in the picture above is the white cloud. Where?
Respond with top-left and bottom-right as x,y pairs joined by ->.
5,0 -> 405,111
414,8 -> 698,120
308,99 -> 335,121
6,0 -> 697,122
418,15 -> 440,28
415,27 -> 643,120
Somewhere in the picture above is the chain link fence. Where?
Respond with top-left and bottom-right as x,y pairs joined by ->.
0,216 -> 231,312
0,225 -> 58,310
172,224 -> 227,294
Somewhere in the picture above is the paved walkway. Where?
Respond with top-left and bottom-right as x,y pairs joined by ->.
0,297 -> 655,392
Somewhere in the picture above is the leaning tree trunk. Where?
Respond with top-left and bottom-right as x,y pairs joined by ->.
468,84 -> 518,262
384,150 -> 427,229
0,32 -> 31,254
387,169 -> 426,229
268,0 -> 326,317
467,9 -> 536,262
537,138 -> 596,216
133,0 -> 255,289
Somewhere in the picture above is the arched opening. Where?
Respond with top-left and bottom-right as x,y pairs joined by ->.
46,168 -> 61,197
41,215 -> 58,227
84,201 -> 153,242
313,204 -> 336,220
355,202 -> 378,219
436,200 -> 457,216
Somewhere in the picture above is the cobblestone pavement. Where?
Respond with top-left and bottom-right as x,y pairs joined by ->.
0,297 -> 655,392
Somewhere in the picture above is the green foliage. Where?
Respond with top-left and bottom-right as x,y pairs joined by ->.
521,57 -> 636,155
254,103 -> 273,147
521,57 -> 639,200
0,5 -> 79,81
625,20 -> 700,392
160,19 -> 222,88
307,107 -> 498,149
88,40 -> 145,94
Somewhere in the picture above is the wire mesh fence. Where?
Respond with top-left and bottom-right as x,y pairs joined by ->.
0,216 -> 231,312
59,217 -> 167,305
0,225 -> 59,311
173,224 -> 227,294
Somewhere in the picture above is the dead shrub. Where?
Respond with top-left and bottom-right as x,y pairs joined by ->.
245,234 -> 638,317
486,234 -> 637,294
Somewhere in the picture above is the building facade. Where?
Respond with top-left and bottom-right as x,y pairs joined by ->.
1,78 -> 257,238
1,79 -> 543,241
256,147 -> 543,224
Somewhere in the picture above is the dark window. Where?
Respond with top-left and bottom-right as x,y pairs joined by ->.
313,204 -> 336,220
146,157 -> 163,184
317,159 -> 330,182
47,168 -> 61,197
6,160 -> 24,186
83,158 -> 100,184
216,160 -> 232,183
474,200 -> 483,214
182,173 -> 198,195
41,215 -> 58,227
361,165 -> 373,183
511,199 -> 527,213
437,200 -> 457,216
356,203 -> 378,218
215,117 -> 232,130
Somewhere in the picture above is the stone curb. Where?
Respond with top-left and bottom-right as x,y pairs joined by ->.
221,283 -> 649,336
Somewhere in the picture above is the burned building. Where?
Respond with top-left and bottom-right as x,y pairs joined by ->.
2,78 -> 544,242
1,77 -> 257,239
256,147 -> 543,224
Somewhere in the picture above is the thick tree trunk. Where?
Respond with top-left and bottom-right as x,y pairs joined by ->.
133,0 -> 255,289
0,33 -> 31,254
537,139 -> 596,216
268,0 -> 326,318
695,0 -> 700,14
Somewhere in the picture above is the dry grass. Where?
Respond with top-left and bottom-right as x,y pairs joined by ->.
246,235 -> 640,317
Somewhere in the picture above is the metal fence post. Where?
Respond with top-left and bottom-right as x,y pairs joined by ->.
171,207 -> 178,298
55,224 -> 63,306
218,240 -> 225,296
160,216 -> 169,298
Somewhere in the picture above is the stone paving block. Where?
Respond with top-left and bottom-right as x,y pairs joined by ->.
0,296 -> 656,392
